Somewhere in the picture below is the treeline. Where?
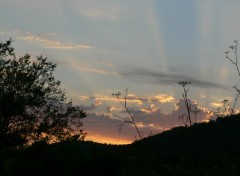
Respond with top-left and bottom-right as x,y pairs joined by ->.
1,115 -> 240,176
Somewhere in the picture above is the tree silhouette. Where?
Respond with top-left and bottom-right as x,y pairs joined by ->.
0,39 -> 86,148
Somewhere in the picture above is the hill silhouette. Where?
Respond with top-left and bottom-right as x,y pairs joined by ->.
1,115 -> 240,176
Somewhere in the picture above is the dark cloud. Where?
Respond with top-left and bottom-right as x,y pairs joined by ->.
80,100 -> 102,112
120,67 -> 229,90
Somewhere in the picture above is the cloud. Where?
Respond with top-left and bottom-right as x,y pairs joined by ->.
17,33 -> 93,50
80,8 -> 119,21
88,94 -> 145,105
120,94 -> 148,105
153,94 -> 175,103
106,106 -> 122,113
210,102 -> 223,108
0,30 -> 94,50
121,67 -> 229,90
82,112 -> 135,144
141,104 -> 159,114
70,1 -> 121,21
91,93 -> 175,106
122,99 -> 209,129
79,96 -> 90,101
0,32 -> 8,35
57,57 -> 121,77
81,100 -> 103,112
0,30 -> 22,36
210,96 -> 233,107
82,98 -> 210,144
199,94 -> 207,98
123,94 -> 175,105
93,94 -> 119,102
80,67 -> 120,77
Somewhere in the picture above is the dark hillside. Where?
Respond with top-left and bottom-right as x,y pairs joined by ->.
1,115 -> 240,176
132,114 -> 240,156
125,115 -> 240,175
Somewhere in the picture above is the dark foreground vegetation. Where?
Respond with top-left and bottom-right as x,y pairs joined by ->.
0,39 -> 86,148
1,114 -> 240,176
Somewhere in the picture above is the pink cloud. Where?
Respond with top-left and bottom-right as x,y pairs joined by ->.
82,99 -> 209,144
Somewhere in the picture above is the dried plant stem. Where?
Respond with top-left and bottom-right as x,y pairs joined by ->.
226,41 -> 240,78
113,88 -> 142,140
225,41 -> 240,114
231,94 -> 239,115
178,81 -> 192,126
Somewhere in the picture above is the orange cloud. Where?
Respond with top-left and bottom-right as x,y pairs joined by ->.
153,94 -> 175,103
82,98 -> 211,144
141,104 -> 159,114
93,94 -> 143,105
210,102 -> 223,107
94,94 -> 119,102
79,96 -> 90,101
106,106 -> 122,112
94,100 -> 102,106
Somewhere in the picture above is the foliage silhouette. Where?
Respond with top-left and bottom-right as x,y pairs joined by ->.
0,39 -> 86,148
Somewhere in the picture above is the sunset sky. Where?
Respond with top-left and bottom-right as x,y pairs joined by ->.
1,0 -> 240,144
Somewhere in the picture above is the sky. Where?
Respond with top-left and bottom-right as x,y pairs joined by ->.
1,0 -> 240,144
